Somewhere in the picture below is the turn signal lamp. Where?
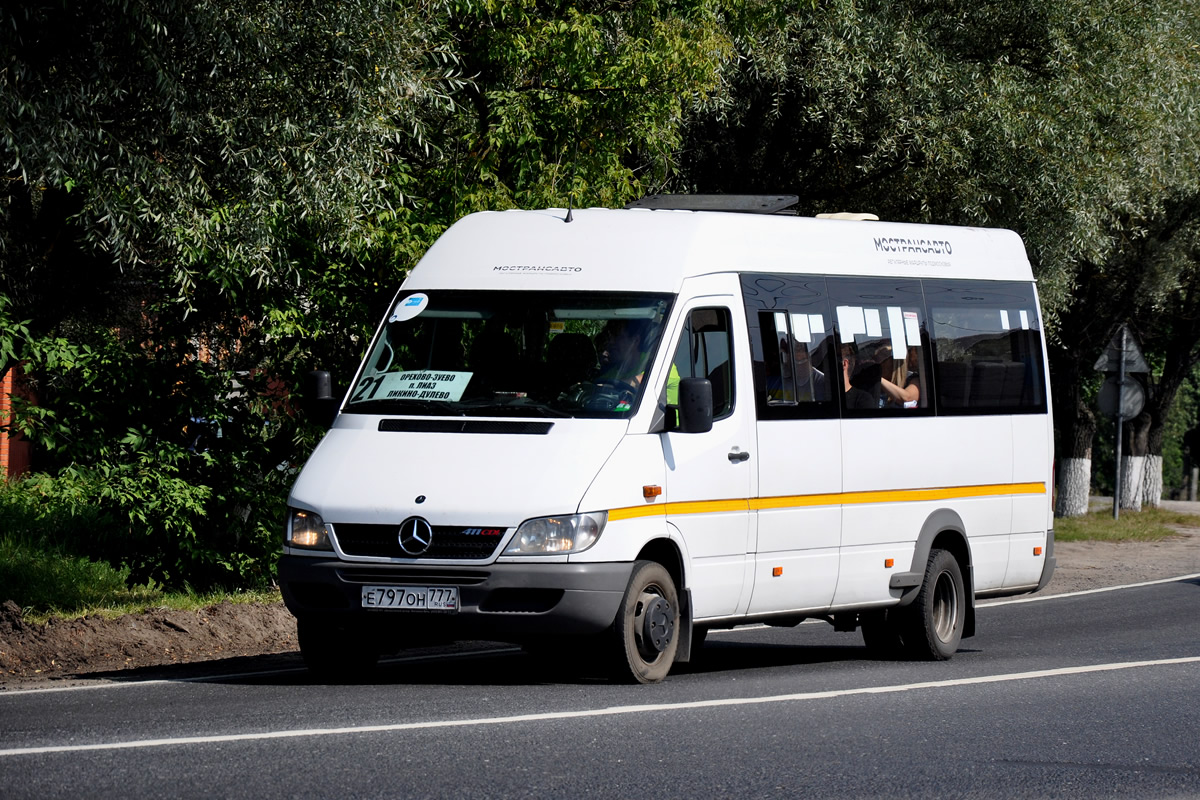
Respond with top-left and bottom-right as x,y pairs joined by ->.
643,485 -> 663,499
1034,547 -> 1043,556
772,567 -> 783,577
884,558 -> 895,568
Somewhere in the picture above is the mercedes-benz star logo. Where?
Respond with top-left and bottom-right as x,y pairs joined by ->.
398,517 -> 434,555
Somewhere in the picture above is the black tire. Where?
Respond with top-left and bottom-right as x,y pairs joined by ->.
900,548 -> 965,660
610,560 -> 680,684
297,618 -> 380,681
859,609 -> 904,658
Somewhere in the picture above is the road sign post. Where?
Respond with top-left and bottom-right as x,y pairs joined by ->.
1094,324 -> 1150,520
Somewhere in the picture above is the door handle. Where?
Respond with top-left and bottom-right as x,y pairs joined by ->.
728,450 -> 750,463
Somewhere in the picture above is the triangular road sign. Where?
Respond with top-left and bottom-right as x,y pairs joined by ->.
1093,324 -> 1151,373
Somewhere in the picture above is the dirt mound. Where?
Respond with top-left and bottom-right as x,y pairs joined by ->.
0,599 -> 297,683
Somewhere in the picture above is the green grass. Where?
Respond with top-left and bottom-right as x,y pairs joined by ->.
1055,506 -> 1200,543
0,534 -> 280,624
26,588 -> 284,625
0,480 -> 280,622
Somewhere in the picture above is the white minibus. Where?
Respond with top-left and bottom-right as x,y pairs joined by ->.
280,195 -> 1055,683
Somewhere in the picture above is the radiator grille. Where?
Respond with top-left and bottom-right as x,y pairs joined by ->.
332,523 -> 505,560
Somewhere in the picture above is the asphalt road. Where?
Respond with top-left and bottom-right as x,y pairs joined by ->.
1,576 -> 1198,799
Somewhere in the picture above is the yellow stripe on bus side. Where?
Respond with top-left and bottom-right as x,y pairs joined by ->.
607,482 -> 1045,522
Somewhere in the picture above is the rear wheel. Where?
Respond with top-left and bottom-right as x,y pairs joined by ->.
610,561 -> 680,684
900,548 -> 965,660
297,618 -> 380,681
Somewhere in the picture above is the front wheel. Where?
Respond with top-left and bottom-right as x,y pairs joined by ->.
610,561 -> 680,684
900,548 -> 965,660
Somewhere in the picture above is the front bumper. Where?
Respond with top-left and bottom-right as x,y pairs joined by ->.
278,555 -> 633,642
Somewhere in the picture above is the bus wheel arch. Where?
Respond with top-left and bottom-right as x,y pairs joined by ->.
636,537 -> 685,592
898,509 -> 975,640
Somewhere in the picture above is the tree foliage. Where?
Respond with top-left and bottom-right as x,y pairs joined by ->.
0,0 -> 733,589
681,0 -> 1200,324
2,0 -> 465,313
1,0 -> 474,587
2,0 -> 1199,582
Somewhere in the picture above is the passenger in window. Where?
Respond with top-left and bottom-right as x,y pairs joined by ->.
850,340 -> 884,405
881,346 -> 921,408
769,336 -> 828,403
840,342 -> 876,409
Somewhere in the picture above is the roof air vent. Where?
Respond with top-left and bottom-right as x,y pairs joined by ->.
815,212 -> 880,221
625,194 -> 799,215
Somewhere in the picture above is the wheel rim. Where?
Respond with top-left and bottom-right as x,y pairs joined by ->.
931,570 -> 960,643
633,586 -> 675,662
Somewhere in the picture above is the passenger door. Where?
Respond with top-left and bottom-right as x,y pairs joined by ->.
662,295 -> 756,620
740,275 -> 843,615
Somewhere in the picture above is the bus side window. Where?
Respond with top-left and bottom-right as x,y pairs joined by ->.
740,273 -> 837,421
668,308 -> 734,419
759,310 -> 833,405
828,278 -> 932,416
925,280 -> 1047,414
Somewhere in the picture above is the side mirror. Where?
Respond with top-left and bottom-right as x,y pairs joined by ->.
676,377 -> 713,434
302,370 -> 339,428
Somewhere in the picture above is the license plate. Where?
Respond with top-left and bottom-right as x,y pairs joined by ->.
361,585 -> 459,611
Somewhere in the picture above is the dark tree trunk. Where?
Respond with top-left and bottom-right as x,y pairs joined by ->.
1051,342 -> 1100,517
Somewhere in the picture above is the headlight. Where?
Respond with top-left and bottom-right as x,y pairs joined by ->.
287,508 -> 333,550
504,512 -> 607,555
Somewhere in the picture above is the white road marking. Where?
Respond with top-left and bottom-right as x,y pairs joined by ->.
978,573 -> 1200,607
703,573 -> 1200,628
2,656 -> 1198,758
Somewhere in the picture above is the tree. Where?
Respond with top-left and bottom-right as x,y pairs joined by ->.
0,0 -> 465,586
0,0 -> 735,588
408,0 -> 730,220
679,0 -> 1167,314
676,0 -> 1200,515
1128,216 -> 1200,507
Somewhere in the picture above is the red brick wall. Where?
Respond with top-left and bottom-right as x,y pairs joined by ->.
1,366 -> 32,478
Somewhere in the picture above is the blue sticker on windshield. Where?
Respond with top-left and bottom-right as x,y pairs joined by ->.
390,293 -> 428,322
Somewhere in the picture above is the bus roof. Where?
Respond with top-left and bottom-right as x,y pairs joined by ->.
405,207 -> 1033,293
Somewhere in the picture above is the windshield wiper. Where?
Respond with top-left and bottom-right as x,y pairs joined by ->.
343,398 -> 461,415
443,396 -> 573,418
463,401 -> 574,418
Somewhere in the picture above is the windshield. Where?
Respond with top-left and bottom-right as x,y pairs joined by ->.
344,290 -> 674,419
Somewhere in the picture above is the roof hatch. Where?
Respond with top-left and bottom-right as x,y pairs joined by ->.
625,194 -> 799,215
